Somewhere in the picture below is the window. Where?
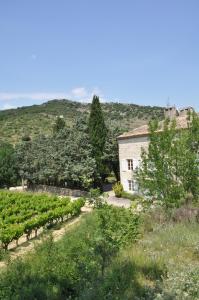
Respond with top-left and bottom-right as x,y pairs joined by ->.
128,180 -> 139,192
128,180 -> 133,191
127,159 -> 133,170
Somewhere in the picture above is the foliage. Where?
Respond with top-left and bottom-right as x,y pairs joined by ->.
3,98 -> 164,189
16,118 -> 97,190
15,138 -> 32,185
0,203 -> 198,300
154,266 -> 199,300
0,190 -> 84,250
103,126 -> 122,181
113,181 -> 124,197
121,191 -> 144,201
137,114 -> 199,208
94,204 -> 140,276
87,188 -> 105,208
53,116 -> 65,133
0,206 -> 140,299
1,207 -> 198,299
0,99 -> 164,144
15,98 -> 137,189
0,142 -> 19,187
88,95 -> 107,184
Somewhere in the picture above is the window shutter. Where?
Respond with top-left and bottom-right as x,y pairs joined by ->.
133,159 -> 139,170
123,179 -> 128,191
121,159 -> 127,171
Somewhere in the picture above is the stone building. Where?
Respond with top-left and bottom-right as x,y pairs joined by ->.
117,107 -> 194,193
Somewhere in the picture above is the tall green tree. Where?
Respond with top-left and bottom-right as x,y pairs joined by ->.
137,114 -> 199,208
103,126 -> 121,181
180,112 -> 199,197
15,137 -> 33,187
88,95 -> 107,184
0,142 -> 18,187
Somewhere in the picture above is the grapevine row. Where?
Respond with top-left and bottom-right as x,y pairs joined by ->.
0,190 -> 85,250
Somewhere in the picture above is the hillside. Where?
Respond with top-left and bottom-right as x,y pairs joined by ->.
0,99 -> 164,143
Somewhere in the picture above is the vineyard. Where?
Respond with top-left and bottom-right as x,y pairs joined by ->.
0,190 -> 85,250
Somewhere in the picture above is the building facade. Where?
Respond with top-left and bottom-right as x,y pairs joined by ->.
118,130 -> 149,193
118,107 -> 194,193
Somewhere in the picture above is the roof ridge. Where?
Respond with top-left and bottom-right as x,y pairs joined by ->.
118,114 -> 193,140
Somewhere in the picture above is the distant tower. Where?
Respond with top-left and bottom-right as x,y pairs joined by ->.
166,97 -> 170,108
164,106 -> 178,119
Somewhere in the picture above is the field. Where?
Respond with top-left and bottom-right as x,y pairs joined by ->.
0,190 -> 84,250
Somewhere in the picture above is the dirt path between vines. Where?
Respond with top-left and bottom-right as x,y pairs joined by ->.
0,206 -> 92,270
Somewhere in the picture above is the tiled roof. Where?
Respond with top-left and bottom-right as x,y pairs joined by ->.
117,115 -> 190,140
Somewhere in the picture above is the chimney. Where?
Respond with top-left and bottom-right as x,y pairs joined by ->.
164,106 -> 178,119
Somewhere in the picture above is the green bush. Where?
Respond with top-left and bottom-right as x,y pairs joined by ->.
113,182 -> 124,197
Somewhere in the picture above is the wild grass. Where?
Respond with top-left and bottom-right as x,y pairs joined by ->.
0,208 -> 198,299
94,221 -> 199,299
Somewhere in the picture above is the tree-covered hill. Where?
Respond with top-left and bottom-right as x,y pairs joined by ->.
0,99 -> 164,143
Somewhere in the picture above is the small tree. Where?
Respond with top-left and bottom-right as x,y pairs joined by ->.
93,204 -> 140,277
53,116 -> 65,133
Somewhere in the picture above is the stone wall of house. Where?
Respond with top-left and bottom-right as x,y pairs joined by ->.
118,136 -> 149,192
28,184 -> 87,197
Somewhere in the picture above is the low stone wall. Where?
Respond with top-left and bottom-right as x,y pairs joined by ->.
28,184 -> 87,197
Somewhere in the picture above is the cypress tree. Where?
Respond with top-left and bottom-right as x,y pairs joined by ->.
88,95 -> 107,185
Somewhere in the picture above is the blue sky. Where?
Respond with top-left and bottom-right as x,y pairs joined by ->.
0,0 -> 199,110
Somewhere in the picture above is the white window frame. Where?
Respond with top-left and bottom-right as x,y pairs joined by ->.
128,180 -> 133,191
128,180 -> 139,192
127,159 -> 133,170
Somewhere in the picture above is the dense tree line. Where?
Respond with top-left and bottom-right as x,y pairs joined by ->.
0,96 -> 120,190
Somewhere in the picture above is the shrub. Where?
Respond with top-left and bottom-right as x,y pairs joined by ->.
0,207 -> 140,300
113,182 -> 123,198
121,191 -> 144,201
155,266 -> 199,300
88,188 -> 105,208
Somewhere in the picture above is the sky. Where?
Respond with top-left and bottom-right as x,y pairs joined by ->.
0,0 -> 199,110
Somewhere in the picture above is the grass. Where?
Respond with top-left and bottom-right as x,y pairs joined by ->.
96,221 -> 199,299
121,191 -> 144,201
80,213 -> 199,299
